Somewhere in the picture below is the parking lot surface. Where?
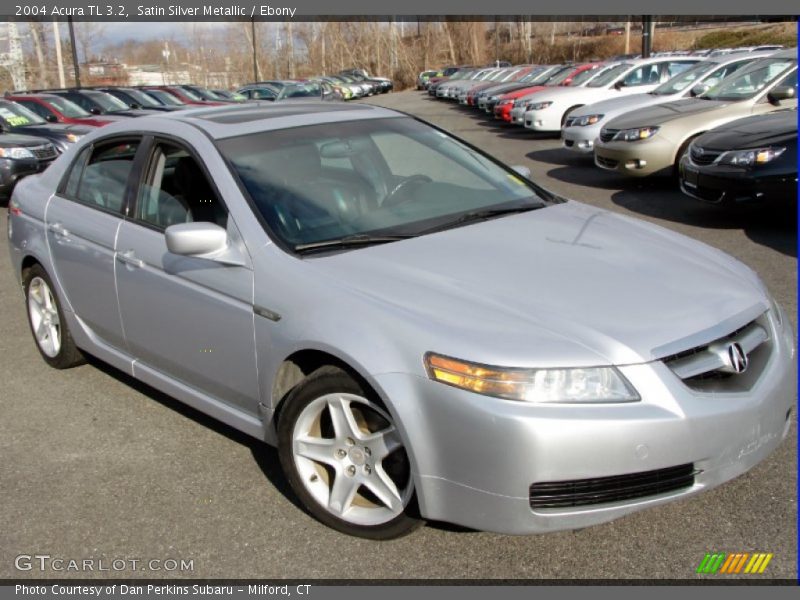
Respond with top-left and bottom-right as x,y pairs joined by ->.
1,91 -> 796,580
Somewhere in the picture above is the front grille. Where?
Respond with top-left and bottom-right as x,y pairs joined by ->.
689,145 -> 722,166
662,316 -> 771,392
31,144 -> 57,160
599,128 -> 618,143
530,464 -> 696,509
564,139 -> 574,147
595,155 -> 619,169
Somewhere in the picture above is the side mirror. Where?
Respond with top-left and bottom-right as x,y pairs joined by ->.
767,85 -> 796,104
166,222 -> 227,257
130,103 -> 142,109
690,83 -> 710,97
511,165 -> 531,179
45,114 -> 58,123
89,107 -> 102,115
613,80 -> 625,90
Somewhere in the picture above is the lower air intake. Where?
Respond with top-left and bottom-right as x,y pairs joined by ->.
529,463 -> 696,509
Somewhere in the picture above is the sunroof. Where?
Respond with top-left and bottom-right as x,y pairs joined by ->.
199,103 -> 371,124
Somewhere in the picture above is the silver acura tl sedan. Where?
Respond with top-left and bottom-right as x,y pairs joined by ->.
6,102 -> 795,540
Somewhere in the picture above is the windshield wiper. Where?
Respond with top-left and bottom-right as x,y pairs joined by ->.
417,205 -> 541,235
294,233 -> 416,253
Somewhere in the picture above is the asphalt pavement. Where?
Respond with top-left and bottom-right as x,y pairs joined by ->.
1,90 -> 796,580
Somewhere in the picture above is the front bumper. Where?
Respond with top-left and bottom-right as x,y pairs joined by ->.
562,124 -> 603,154
594,135 -> 678,177
371,312 -> 795,535
523,108 -> 562,133
510,106 -> 527,125
679,155 -> 798,205
494,103 -> 514,122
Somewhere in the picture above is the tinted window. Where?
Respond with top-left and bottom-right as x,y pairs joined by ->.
622,64 -> 662,86
17,100 -> 54,119
75,140 -> 140,213
219,117 -> 545,249
135,142 -> 227,230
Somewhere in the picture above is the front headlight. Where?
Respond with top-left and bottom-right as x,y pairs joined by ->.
573,114 -> 603,127
0,147 -> 34,159
611,126 -> 660,142
66,133 -> 81,143
527,101 -> 553,111
718,147 -> 785,167
425,353 -> 640,404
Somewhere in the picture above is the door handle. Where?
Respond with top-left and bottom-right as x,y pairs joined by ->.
47,222 -> 70,237
116,250 -> 144,269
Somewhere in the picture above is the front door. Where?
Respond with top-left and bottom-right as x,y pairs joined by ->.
114,139 -> 260,414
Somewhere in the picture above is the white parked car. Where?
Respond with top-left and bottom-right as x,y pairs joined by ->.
521,57 -> 702,132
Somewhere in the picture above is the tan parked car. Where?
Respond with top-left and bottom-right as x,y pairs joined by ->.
594,49 -> 797,177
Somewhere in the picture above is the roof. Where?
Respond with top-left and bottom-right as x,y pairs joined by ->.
99,101 -> 404,139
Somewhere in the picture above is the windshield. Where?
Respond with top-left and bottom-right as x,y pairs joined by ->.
144,89 -> 185,105
176,87 -> 202,101
219,117 -> 547,251
116,88 -> 160,107
651,61 -> 719,95
186,86 -> 218,100
586,63 -> 633,87
0,101 -> 47,125
568,65 -> 602,86
45,96 -> 91,117
703,58 -> 796,101
277,82 -> 322,100
87,91 -> 130,112
548,66 -> 582,86
516,67 -> 548,83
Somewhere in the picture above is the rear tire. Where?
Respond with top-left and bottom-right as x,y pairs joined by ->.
23,264 -> 85,369
277,366 -> 422,540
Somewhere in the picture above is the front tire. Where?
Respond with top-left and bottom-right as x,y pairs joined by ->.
24,264 -> 85,369
277,366 -> 422,539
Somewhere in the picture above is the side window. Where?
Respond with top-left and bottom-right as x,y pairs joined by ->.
664,61 -> 694,78
135,142 -> 227,230
623,64 -> 661,86
74,140 -> 140,213
774,69 -> 798,91
19,101 -> 53,119
62,145 -> 92,198
66,93 -> 93,112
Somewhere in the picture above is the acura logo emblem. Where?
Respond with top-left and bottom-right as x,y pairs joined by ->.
727,342 -> 748,374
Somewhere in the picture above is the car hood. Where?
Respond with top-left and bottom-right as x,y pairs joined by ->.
11,123 -> 93,136
691,109 -> 798,150
571,92 -> 678,119
605,97 -> 735,129
0,132 -> 56,147
306,202 -> 766,368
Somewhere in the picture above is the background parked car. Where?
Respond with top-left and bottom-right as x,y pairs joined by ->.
594,50 -> 797,177
0,100 -> 91,152
679,108 -> 797,205
0,132 -> 58,201
47,89 -> 159,117
97,87 -> 186,112
7,93 -> 122,127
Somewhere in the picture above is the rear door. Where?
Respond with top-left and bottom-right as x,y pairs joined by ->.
45,137 -> 143,350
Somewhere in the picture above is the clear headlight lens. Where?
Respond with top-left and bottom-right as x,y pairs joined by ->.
573,114 -> 603,127
0,147 -> 34,159
718,147 -> 785,167
425,353 -> 640,404
611,126 -> 660,142
527,101 -> 553,111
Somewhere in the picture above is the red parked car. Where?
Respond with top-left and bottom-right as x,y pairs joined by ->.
492,63 -> 604,123
141,86 -> 224,106
7,93 -> 122,127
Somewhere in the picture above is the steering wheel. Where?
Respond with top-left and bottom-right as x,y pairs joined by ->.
382,175 -> 433,208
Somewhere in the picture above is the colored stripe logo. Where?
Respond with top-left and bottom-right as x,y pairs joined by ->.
696,552 -> 773,574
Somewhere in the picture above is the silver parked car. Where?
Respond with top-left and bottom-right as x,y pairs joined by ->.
7,103 -> 795,539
